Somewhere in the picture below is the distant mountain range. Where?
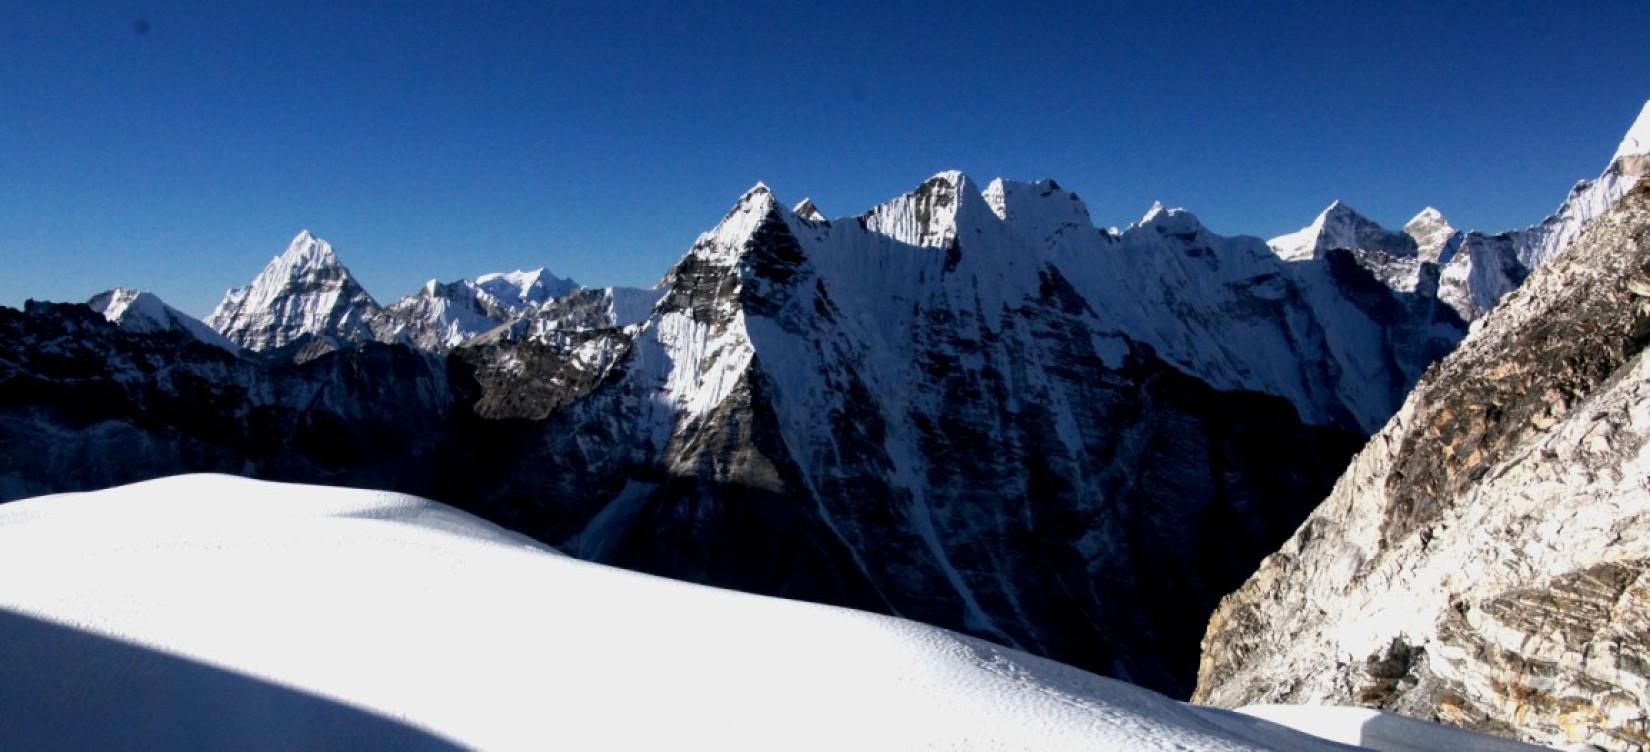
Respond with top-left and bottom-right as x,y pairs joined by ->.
5,100 -> 1646,706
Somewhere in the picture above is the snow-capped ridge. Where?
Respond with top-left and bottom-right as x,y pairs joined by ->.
475,267 -> 578,310
861,170 -> 998,249
982,178 -> 1097,248
87,288 -> 238,351
1612,99 -> 1650,161
1269,200 -> 1417,261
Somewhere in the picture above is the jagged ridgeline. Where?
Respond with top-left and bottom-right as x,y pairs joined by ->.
3,102 -> 1645,699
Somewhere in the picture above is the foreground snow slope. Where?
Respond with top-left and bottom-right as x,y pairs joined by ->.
0,474 -> 1543,751
0,475 -> 1329,750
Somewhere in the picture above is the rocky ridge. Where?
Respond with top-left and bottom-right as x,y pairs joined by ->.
1193,180 -> 1650,750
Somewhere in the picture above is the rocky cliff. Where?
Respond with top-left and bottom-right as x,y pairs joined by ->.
1193,180 -> 1650,750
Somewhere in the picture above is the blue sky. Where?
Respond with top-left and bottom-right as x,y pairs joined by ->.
3,1 -> 1648,317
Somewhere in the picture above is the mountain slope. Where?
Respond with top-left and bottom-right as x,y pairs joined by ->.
0,474 -> 1375,752
1193,180 -> 1650,750
0,474 -> 1564,751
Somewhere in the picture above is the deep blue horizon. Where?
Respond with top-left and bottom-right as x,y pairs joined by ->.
4,1 -> 1648,318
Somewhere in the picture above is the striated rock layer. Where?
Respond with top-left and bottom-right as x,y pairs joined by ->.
1194,181 -> 1650,750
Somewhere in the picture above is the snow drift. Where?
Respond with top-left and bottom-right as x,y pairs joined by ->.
0,475 -> 1549,750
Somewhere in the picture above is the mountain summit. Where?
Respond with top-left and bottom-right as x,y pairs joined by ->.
205,230 -> 381,351
1269,200 -> 1420,262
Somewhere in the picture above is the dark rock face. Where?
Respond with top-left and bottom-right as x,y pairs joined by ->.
0,302 -> 454,500
1194,182 -> 1650,750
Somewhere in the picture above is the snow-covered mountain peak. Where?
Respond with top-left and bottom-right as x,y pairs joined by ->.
1270,200 -> 1417,261
272,230 -> 343,274
861,170 -> 996,249
793,198 -> 826,223
1612,99 -> 1650,161
475,268 -> 577,310
682,181 -> 791,267
1135,201 -> 1204,236
983,178 -> 1096,248
206,230 -> 382,351
1403,207 -> 1462,264
87,288 -> 237,351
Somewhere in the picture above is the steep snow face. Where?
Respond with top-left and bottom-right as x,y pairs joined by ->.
630,184 -> 776,425
1436,232 -> 1529,321
2,473 -> 1536,751
1612,98 -> 1650,161
861,171 -> 1000,250
1045,197 -> 1460,433
87,288 -> 237,351
983,178 -> 1099,251
1269,201 -> 1420,262
206,231 -> 382,351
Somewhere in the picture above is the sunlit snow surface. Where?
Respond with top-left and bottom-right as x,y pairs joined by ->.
0,475 -> 1538,750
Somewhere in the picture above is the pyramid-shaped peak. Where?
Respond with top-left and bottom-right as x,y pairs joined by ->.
267,230 -> 349,279
1613,99 -> 1650,160
793,198 -> 826,223
1318,200 -> 1367,220
1403,207 -> 1461,264
206,231 -> 381,350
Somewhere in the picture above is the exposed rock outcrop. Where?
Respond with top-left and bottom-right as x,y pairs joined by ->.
1194,181 -> 1650,750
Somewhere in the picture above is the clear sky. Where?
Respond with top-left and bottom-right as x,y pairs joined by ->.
3,1 -> 1648,317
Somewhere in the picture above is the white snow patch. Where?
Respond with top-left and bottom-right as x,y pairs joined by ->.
1237,705 -> 1552,752
0,474 -> 1408,751
1612,99 -> 1650,160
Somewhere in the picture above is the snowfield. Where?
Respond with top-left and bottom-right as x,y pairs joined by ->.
0,475 -> 1549,750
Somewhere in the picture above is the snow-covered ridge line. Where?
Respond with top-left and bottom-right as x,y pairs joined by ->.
195,230 -> 660,354
0,474 -> 1548,751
